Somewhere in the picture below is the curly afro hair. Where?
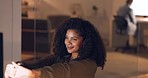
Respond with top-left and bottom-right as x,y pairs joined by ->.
52,18 -> 106,69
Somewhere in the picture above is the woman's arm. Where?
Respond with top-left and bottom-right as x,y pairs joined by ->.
5,59 -> 96,78
17,55 -> 57,69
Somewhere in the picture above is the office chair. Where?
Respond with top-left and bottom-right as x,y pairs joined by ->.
114,16 -> 127,35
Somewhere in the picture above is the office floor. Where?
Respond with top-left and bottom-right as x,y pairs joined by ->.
95,51 -> 148,78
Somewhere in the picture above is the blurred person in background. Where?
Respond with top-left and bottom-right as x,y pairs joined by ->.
117,0 -> 137,48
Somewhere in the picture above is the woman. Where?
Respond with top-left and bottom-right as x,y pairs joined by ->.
5,18 -> 106,78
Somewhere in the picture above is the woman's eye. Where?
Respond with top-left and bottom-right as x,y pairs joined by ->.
72,38 -> 77,41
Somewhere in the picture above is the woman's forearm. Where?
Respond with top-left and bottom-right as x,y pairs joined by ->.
19,55 -> 57,69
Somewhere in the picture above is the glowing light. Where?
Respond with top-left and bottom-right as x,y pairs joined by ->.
131,0 -> 148,16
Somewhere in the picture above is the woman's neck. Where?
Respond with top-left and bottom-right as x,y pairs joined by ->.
71,53 -> 78,60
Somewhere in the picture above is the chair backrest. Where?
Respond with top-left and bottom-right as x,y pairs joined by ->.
114,16 -> 128,35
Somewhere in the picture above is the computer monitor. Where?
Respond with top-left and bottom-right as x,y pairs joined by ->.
0,33 -> 3,77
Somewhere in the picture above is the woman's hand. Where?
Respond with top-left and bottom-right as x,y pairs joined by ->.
5,62 -> 37,78
11,62 -> 34,78
5,63 -> 16,78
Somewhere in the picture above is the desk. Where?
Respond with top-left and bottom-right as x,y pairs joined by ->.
136,17 -> 148,22
137,20 -> 148,47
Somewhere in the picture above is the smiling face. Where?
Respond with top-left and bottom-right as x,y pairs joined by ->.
64,29 -> 83,58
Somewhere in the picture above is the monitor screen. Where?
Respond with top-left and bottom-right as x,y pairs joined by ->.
130,0 -> 148,17
0,33 -> 3,77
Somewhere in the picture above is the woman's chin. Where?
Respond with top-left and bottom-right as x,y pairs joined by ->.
67,51 -> 73,54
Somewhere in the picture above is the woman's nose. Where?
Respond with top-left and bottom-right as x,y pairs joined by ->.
66,40 -> 72,45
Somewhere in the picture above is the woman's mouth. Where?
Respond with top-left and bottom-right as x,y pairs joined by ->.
67,46 -> 74,50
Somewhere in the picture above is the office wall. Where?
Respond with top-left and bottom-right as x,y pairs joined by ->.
0,0 -> 21,75
112,0 -> 126,15
25,0 -> 114,47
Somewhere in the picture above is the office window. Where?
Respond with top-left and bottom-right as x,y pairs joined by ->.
131,0 -> 148,16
